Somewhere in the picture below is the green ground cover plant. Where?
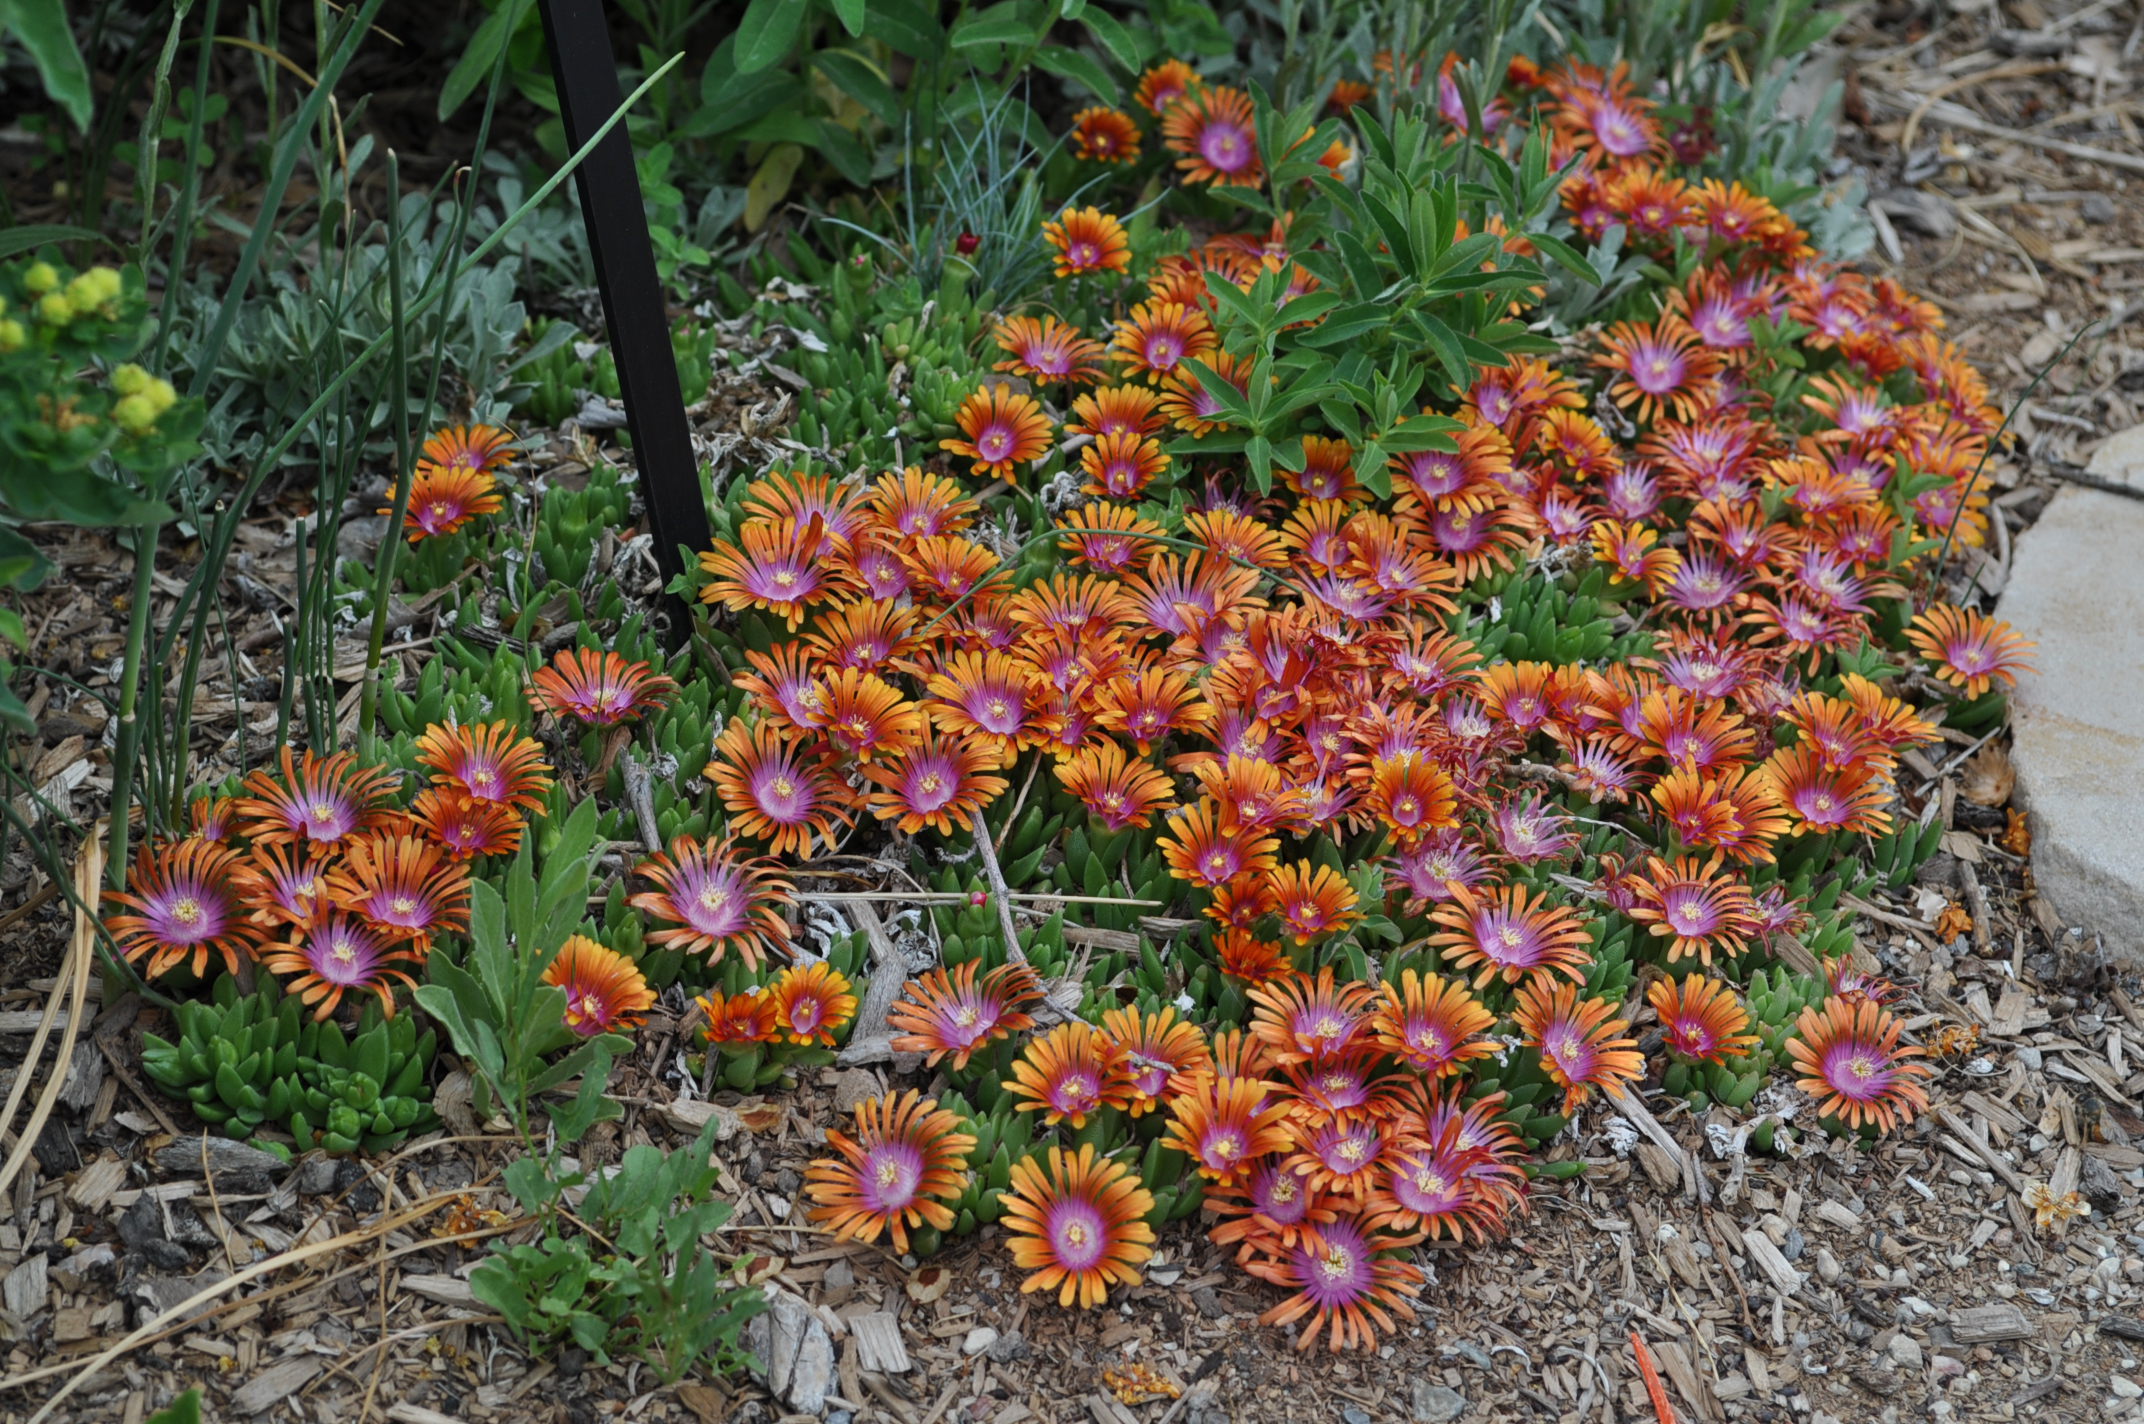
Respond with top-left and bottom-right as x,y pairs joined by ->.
0,0 -> 2038,1382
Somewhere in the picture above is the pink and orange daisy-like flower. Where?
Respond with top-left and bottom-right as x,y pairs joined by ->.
232,747 -> 401,854
630,836 -> 794,969
1160,1073 -> 1293,1185
105,839 -> 266,981
922,650 -> 1040,765
419,424 -> 516,475
860,728 -> 1009,836
1785,995 -> 1931,1132
1513,979 -> 1645,1114
542,934 -> 655,1037
413,721 -> 554,814
237,841 -> 331,929
1042,206 -> 1132,278
1004,1021 -> 1133,1129
1625,853 -> 1760,966
1263,861 -> 1359,944
1079,430 -> 1171,498
805,1090 -> 976,1253
1904,604 -> 2035,698
706,720 -> 854,859
1002,1143 -> 1157,1308
941,384 -> 1054,481
798,667 -> 925,763
528,648 -> 677,726
1592,315 -> 1723,424
767,961 -> 858,1046
1100,1004 -> 1213,1112
262,914 -> 419,1020
697,985 -> 781,1046
1133,59 -> 1201,115
1163,84 -> 1263,187
1427,883 -> 1594,989
1110,300 -> 1218,383
325,833 -> 472,952
1760,745 -> 1894,837
1069,105 -> 1142,163
887,959 -> 1043,1069
993,315 -> 1108,385
408,788 -> 525,861
1246,967 -> 1376,1065
1160,799 -> 1281,889
698,516 -> 854,630
1055,737 -> 1176,830
1647,975 -> 1760,1063
1245,1216 -> 1426,1352
1366,1120 -> 1520,1244
384,462 -> 503,542
1205,1155 -> 1336,1263
1369,969 -> 1497,1077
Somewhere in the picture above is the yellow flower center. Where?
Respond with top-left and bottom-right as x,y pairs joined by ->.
1316,1245 -> 1354,1282
172,897 -> 203,926
391,896 -> 417,916
771,776 -> 795,797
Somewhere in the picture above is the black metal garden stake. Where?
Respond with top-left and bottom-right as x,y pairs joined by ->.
536,0 -> 710,604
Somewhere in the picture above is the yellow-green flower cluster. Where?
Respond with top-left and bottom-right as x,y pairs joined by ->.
21,263 -> 125,330
110,363 -> 180,435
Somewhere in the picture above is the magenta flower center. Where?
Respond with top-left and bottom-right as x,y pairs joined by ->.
1047,1197 -> 1109,1271
1199,120 -> 1252,173
859,1140 -> 924,1214
1296,1221 -> 1374,1309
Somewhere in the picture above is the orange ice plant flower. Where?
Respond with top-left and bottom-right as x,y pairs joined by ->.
1070,105 -> 1142,163
1647,975 -> 1760,1063
1904,604 -> 2035,698
1004,1021 -> 1133,1129
1160,1073 -> 1293,1186
940,384 -> 1053,481
544,935 -> 655,1037
1001,1143 -> 1156,1309
1513,980 -> 1645,1114
805,1090 -> 976,1253
887,960 -> 1043,1070
1042,206 -> 1132,278
767,961 -> 857,1046
1785,995 -> 1931,1132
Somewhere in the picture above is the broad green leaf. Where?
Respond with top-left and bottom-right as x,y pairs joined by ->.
812,49 -> 900,129
1528,229 -> 1605,283
0,526 -> 50,591
1081,7 -> 1147,70
0,222 -> 102,260
0,0 -> 92,130
831,0 -> 867,35
437,0 -> 532,120
949,5 -> 1037,49
734,0 -> 805,74
1033,44 -> 1115,100
862,0 -> 943,55
689,39 -> 793,134
812,117 -> 874,186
